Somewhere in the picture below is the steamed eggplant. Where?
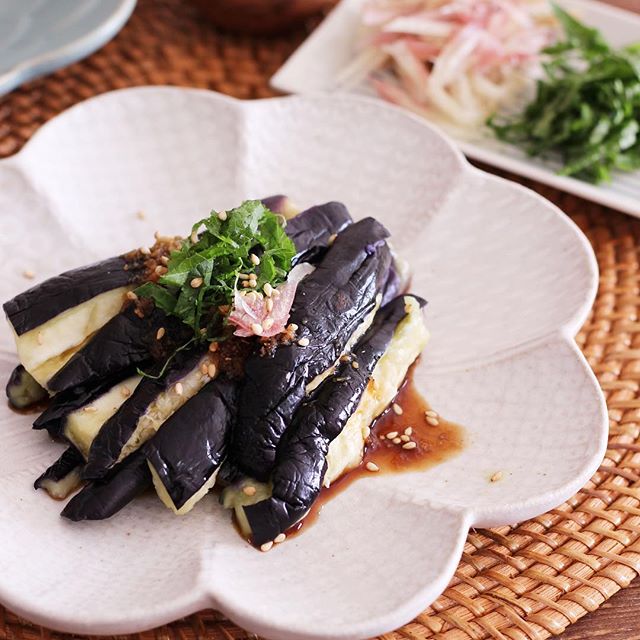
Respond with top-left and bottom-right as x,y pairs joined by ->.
231,295 -> 429,545
62,450 -> 151,522
3,256 -> 145,388
285,202 -> 352,266
146,376 -> 236,514
46,305 -> 191,394
34,446 -> 84,500
231,217 -> 392,480
83,349 -> 217,479
5,365 -> 47,409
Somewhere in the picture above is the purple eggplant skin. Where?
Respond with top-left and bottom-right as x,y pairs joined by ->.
82,348 -> 206,481
3,256 -> 141,336
285,202 -> 353,266
61,450 -> 151,522
145,376 -> 236,510
34,446 -> 84,491
33,370 -> 135,437
231,217 -> 392,481
245,295 -> 426,546
5,365 -> 47,409
260,195 -> 293,215
381,264 -> 401,306
46,305 -> 189,394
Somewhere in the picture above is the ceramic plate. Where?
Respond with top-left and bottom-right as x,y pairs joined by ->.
0,87 -> 607,640
0,0 -> 136,96
272,0 -> 640,218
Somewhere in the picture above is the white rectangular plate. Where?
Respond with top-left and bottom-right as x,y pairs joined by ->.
272,0 -> 640,217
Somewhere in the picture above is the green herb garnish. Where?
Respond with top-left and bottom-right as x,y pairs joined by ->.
135,200 -> 296,340
488,4 -> 640,184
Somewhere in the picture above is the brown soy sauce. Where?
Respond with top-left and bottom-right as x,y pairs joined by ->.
286,374 -> 465,538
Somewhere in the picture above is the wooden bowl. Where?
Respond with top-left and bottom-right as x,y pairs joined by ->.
189,0 -> 331,35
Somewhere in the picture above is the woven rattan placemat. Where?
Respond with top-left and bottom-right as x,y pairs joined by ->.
2,1 -> 640,638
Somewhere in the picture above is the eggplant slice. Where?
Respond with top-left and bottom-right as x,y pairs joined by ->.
83,349 -> 217,480
146,376 -> 236,514
230,295 -> 428,545
46,306 -> 190,394
34,446 -> 85,500
61,450 -> 151,522
3,256 -> 144,388
231,217 -> 391,481
285,202 -> 352,266
5,365 -> 47,409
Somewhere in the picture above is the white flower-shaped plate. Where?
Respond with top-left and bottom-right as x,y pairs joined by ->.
0,87 -> 607,640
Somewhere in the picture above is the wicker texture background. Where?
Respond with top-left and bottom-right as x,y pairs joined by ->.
1,1 -> 640,638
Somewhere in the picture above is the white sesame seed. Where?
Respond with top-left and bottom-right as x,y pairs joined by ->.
190,231 -> 198,244
352,361 -> 359,369
155,265 -> 167,275
402,441 -> 418,450
136,210 -> 146,220
266,298 -> 274,312
83,406 -> 98,413
121,387 -> 131,398
289,323 -> 298,332
392,403 -> 403,415
386,431 -> 398,439
250,253 -> 260,266
200,363 -> 208,375
298,337 -> 310,347
404,427 -> 413,436
248,279 -> 257,288
243,485 -> 257,496
160,255 -> 170,265
208,363 -> 217,378
36,331 -> 44,345
190,277 -> 203,288
274,533 -> 286,544
260,541 -> 273,552
425,410 -> 438,418
139,246 -> 151,255
379,434 -> 386,440
251,323 -> 264,336
366,462 -> 379,472
174,382 -> 183,396
263,282 -> 273,297
490,471 -> 503,483
271,289 -> 281,298
126,291 -> 138,301
401,435 -> 410,442
328,233 -> 337,245
426,416 -> 439,426
242,281 -> 251,288
238,273 -> 250,280
209,342 -> 219,352
22,269 -> 35,279
217,211 -> 228,221
340,354 -> 351,363
156,327 -> 165,340
263,318 -> 274,330
393,437 -> 402,444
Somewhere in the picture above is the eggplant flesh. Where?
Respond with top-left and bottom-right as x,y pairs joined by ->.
64,375 -> 142,458
34,446 -> 84,500
5,365 -> 47,409
232,295 -> 428,545
231,217 -> 391,481
61,450 -> 151,522
83,350 -> 218,480
285,202 -> 353,266
3,256 -> 140,337
147,376 -> 236,515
